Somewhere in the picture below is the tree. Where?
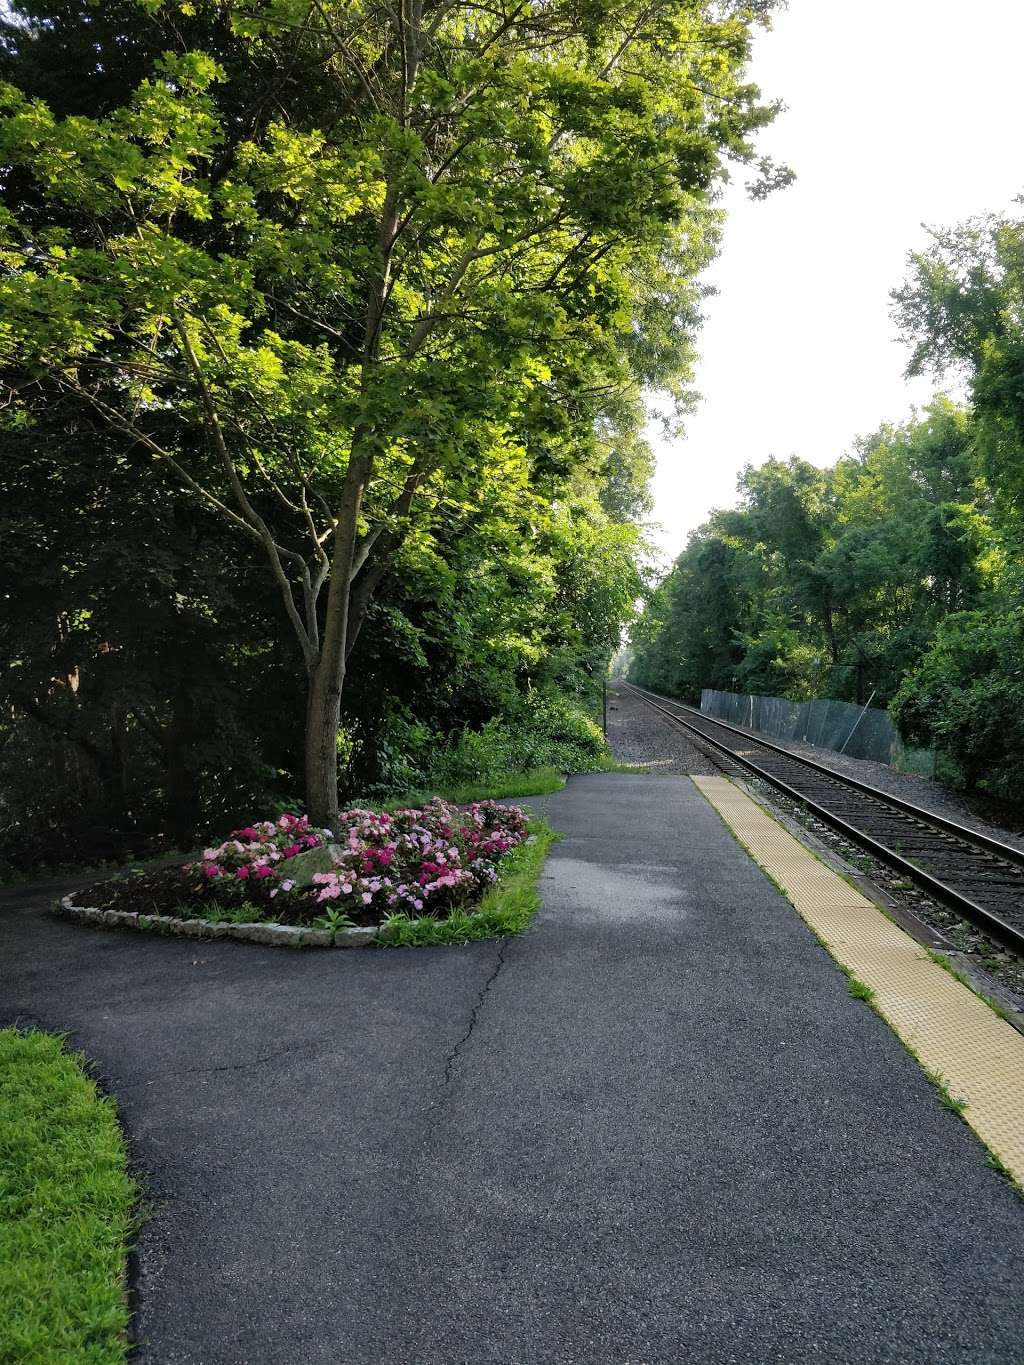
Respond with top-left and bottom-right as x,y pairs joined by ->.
629,400 -> 994,713
894,212 -> 1024,537
0,0 -> 783,825
892,609 -> 1024,796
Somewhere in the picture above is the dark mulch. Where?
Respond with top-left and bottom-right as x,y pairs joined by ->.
74,868 -> 381,928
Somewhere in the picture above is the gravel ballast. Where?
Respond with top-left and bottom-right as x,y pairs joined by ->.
617,681 -> 1024,1007
696,702 -> 1024,854
606,682 -> 718,774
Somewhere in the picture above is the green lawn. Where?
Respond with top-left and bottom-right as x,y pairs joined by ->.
374,764 -> 567,811
0,1029 -> 136,1364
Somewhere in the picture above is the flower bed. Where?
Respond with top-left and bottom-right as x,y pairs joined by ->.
67,799 -> 532,943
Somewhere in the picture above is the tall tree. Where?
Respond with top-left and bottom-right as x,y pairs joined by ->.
0,0 -> 783,825
894,212 -> 1024,539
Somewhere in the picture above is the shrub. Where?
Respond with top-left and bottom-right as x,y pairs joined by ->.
426,689 -> 608,787
892,607 -> 1024,797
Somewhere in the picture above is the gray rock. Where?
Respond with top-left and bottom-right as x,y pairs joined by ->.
300,929 -> 333,948
281,843 -> 345,889
335,926 -> 378,949
229,922 -> 299,946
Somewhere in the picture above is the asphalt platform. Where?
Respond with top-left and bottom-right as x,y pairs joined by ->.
3,773 -> 1024,1363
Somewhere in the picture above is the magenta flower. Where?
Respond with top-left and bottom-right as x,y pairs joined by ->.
236,866 -> 250,880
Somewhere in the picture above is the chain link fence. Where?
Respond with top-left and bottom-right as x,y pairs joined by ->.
700,688 -> 935,775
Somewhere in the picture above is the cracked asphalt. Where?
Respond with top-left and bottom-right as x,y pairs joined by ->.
3,774 -> 1024,1364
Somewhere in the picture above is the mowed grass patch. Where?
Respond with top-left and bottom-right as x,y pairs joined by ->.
0,1028 -> 136,1364
374,765 -> 566,811
380,819 -> 559,947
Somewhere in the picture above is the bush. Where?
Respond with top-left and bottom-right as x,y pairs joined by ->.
337,686 -> 609,799
892,608 -> 1024,797
426,689 -> 608,787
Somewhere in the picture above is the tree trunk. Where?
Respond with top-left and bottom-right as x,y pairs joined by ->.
163,700 -> 197,841
304,659 -> 344,830
109,697 -> 131,827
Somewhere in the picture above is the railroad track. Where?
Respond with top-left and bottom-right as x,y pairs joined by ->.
624,682 -> 1024,956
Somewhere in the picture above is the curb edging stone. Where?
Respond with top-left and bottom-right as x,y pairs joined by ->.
55,894 -> 381,949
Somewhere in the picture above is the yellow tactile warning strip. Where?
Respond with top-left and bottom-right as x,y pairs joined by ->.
692,774 -> 1024,1186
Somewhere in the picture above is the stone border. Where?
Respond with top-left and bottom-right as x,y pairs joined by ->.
56,893 -> 381,949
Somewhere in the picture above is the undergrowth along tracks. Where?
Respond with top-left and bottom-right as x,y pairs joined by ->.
625,683 -> 1024,957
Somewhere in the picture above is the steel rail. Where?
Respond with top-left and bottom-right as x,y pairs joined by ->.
623,682 -> 1024,955
628,684 -> 1024,867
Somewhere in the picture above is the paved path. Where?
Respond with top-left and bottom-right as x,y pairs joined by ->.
3,774 -> 1024,1364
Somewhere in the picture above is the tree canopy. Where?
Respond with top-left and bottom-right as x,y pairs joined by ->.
0,0 -> 785,860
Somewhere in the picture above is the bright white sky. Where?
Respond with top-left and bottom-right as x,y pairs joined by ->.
646,0 -> 1024,564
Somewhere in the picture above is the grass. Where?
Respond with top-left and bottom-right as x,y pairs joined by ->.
926,950 -> 1015,1023
986,1149 -> 1024,1195
586,756 -> 655,774
845,974 -> 876,1004
365,752 -> 653,812
0,1028 -> 136,1364
371,765 -> 567,811
921,1065 -> 968,1116
379,818 -> 559,947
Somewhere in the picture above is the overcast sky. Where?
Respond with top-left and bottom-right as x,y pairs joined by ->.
645,0 -> 1024,564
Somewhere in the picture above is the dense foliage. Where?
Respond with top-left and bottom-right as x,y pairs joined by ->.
631,397 -> 989,702
632,202 -> 1024,802
0,0 -> 785,867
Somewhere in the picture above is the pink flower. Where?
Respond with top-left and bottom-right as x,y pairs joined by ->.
282,843 -> 302,858
254,865 -> 272,879
236,866 -> 250,880
203,864 -> 222,878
